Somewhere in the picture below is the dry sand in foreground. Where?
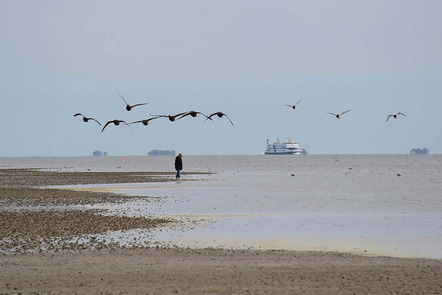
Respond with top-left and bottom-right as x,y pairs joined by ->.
2,248 -> 441,295
1,169 -> 441,294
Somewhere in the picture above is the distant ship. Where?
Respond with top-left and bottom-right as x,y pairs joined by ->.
264,138 -> 304,155
410,148 -> 429,155
148,149 -> 176,156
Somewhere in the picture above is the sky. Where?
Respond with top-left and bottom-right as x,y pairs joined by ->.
1,0 -> 441,157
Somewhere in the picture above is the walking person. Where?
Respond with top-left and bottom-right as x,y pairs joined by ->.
175,152 -> 183,182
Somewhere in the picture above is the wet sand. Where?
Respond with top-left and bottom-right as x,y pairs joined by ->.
1,169 -> 441,294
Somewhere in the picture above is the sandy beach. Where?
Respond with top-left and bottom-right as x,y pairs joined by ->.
1,169 -> 441,294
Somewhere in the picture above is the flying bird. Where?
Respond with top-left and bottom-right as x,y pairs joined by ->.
130,116 -> 161,126
118,91 -> 149,111
73,113 -> 101,126
101,120 -> 131,132
386,112 -> 406,121
176,111 -> 212,121
327,109 -> 351,119
150,112 -> 187,122
204,112 -> 235,127
284,97 -> 304,110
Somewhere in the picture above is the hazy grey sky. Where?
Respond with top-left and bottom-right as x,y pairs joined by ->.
1,0 -> 441,156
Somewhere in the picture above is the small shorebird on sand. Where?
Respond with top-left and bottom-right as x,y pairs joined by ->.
284,97 -> 304,110
204,112 -> 235,127
101,120 -> 131,132
386,112 -> 406,121
118,91 -> 149,111
327,109 -> 351,119
74,113 -> 101,126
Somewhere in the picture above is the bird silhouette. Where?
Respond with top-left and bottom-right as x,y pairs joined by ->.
130,116 -> 161,126
118,91 -> 149,111
74,113 -> 101,126
101,120 -> 131,132
150,112 -> 187,122
284,97 -> 304,110
176,111 -> 213,121
386,112 -> 406,121
327,109 -> 351,119
204,112 -> 235,127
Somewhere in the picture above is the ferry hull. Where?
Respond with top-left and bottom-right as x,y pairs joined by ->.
264,151 -> 302,155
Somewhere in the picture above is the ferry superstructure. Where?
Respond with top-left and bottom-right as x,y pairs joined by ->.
264,138 -> 303,155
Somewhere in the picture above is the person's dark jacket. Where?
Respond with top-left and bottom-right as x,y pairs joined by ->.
175,156 -> 182,171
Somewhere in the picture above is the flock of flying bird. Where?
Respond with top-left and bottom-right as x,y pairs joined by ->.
284,97 -> 406,121
74,91 -> 235,132
74,93 -> 407,131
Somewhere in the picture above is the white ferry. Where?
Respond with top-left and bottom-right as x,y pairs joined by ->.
264,138 -> 303,155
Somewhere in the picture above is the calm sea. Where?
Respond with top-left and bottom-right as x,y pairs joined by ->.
2,155 -> 442,258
